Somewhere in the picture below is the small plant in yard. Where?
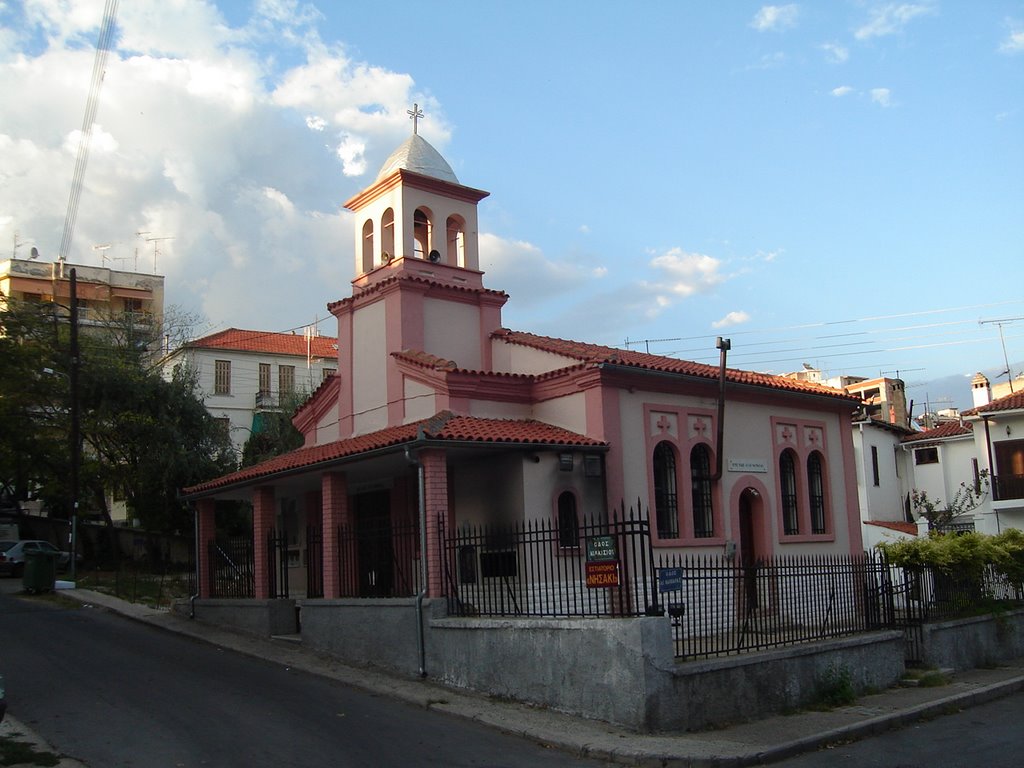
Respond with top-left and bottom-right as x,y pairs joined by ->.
813,664 -> 857,709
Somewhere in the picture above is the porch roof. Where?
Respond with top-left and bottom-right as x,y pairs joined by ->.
183,411 -> 606,497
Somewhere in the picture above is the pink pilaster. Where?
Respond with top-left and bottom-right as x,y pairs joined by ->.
196,498 -> 216,598
252,486 -> 276,599
321,472 -> 349,598
421,449 -> 450,598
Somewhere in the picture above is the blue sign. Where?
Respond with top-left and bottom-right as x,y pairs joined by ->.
658,567 -> 683,593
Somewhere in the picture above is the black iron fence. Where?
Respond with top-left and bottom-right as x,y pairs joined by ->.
336,518 -> 422,598
658,552 -> 888,660
208,536 -> 254,598
267,529 -> 289,599
440,510 -> 657,618
307,527 -> 323,599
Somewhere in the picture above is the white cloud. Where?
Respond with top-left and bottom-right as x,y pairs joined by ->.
478,233 -> 599,307
713,311 -> 751,329
855,3 -> 934,40
831,85 -> 854,97
0,0 -> 435,333
999,24 -> 1024,54
871,87 -> 894,107
648,248 -> 725,299
751,5 -> 799,32
820,42 -> 849,63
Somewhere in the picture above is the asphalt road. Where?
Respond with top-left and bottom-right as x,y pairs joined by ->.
0,586 -> 612,767
774,689 -> 1024,767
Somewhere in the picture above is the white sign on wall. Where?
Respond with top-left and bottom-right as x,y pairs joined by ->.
728,458 -> 768,473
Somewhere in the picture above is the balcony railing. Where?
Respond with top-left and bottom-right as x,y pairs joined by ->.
993,473 -> 1024,502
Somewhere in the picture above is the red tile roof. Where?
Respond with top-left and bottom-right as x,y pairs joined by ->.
865,520 -> 919,536
901,421 -> 973,444
184,411 -> 605,496
328,273 -> 507,313
185,328 -> 338,358
493,330 -> 859,401
962,390 -> 1024,416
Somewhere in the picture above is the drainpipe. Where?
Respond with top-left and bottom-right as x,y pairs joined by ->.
709,337 -> 730,482
190,501 -> 199,619
982,416 -> 1001,533
405,445 -> 429,678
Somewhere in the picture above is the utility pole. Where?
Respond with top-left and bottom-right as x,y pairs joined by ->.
69,269 -> 81,581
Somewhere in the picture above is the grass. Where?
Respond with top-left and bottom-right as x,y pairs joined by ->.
811,664 -> 857,710
0,734 -> 61,767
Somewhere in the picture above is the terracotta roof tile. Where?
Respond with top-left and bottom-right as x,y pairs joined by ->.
184,412 -> 605,496
328,273 -> 507,313
901,421 -> 973,444
185,328 -> 338,358
865,520 -> 919,536
963,390 -> 1024,416
493,330 -> 858,401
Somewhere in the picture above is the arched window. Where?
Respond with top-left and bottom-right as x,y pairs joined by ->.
780,449 -> 799,535
413,208 -> 431,259
557,491 -> 579,549
361,219 -> 374,273
653,441 -> 679,539
446,215 -> 466,267
690,444 -> 714,538
381,208 -> 395,258
808,451 -> 826,534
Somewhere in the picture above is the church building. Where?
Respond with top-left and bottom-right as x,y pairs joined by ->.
184,119 -> 863,611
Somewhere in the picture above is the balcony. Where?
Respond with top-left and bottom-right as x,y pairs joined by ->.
254,392 -> 280,411
993,474 -> 1024,502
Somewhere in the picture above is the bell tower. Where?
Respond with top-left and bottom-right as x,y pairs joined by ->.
330,107 -> 507,438
344,104 -> 490,290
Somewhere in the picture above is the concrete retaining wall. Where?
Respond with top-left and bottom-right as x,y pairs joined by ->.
300,598 -> 440,673
919,608 -> 1024,670
293,598 -> 906,732
657,632 -> 905,731
186,598 -> 297,637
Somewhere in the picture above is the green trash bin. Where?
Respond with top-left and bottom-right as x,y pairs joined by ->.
22,551 -> 57,594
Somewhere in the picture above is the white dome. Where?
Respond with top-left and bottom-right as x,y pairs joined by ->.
375,134 -> 459,184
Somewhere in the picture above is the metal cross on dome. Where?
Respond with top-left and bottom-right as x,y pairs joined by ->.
407,103 -> 424,135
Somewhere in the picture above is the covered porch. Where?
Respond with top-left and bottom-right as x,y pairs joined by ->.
184,412 -> 610,605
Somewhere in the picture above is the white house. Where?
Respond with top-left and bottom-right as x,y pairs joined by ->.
962,374 -> 1024,534
163,328 -> 339,459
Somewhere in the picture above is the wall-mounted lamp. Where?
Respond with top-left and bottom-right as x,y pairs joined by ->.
559,452 -> 574,472
1008,425 -> 1013,437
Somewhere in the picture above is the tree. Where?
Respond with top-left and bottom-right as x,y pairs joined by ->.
910,471 -> 991,529
240,391 -> 307,468
0,293 -> 235,534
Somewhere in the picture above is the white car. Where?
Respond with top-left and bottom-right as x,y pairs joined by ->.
0,540 -> 71,577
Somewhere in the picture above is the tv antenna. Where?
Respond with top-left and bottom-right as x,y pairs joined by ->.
979,317 -> 1022,393
144,235 -> 173,273
92,243 -> 112,265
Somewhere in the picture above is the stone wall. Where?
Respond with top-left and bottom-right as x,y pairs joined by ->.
919,608 -> 1024,670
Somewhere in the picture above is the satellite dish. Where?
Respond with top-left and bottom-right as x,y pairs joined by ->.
381,251 -> 392,263
428,249 -> 441,263
29,246 -> 40,260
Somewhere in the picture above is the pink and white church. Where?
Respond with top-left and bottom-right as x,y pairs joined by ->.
183,124 -> 864,610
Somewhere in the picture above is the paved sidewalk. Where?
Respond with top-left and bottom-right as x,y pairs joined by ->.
25,588 -> 1024,767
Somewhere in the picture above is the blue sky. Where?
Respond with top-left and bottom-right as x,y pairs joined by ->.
1,1 -> 1022,410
